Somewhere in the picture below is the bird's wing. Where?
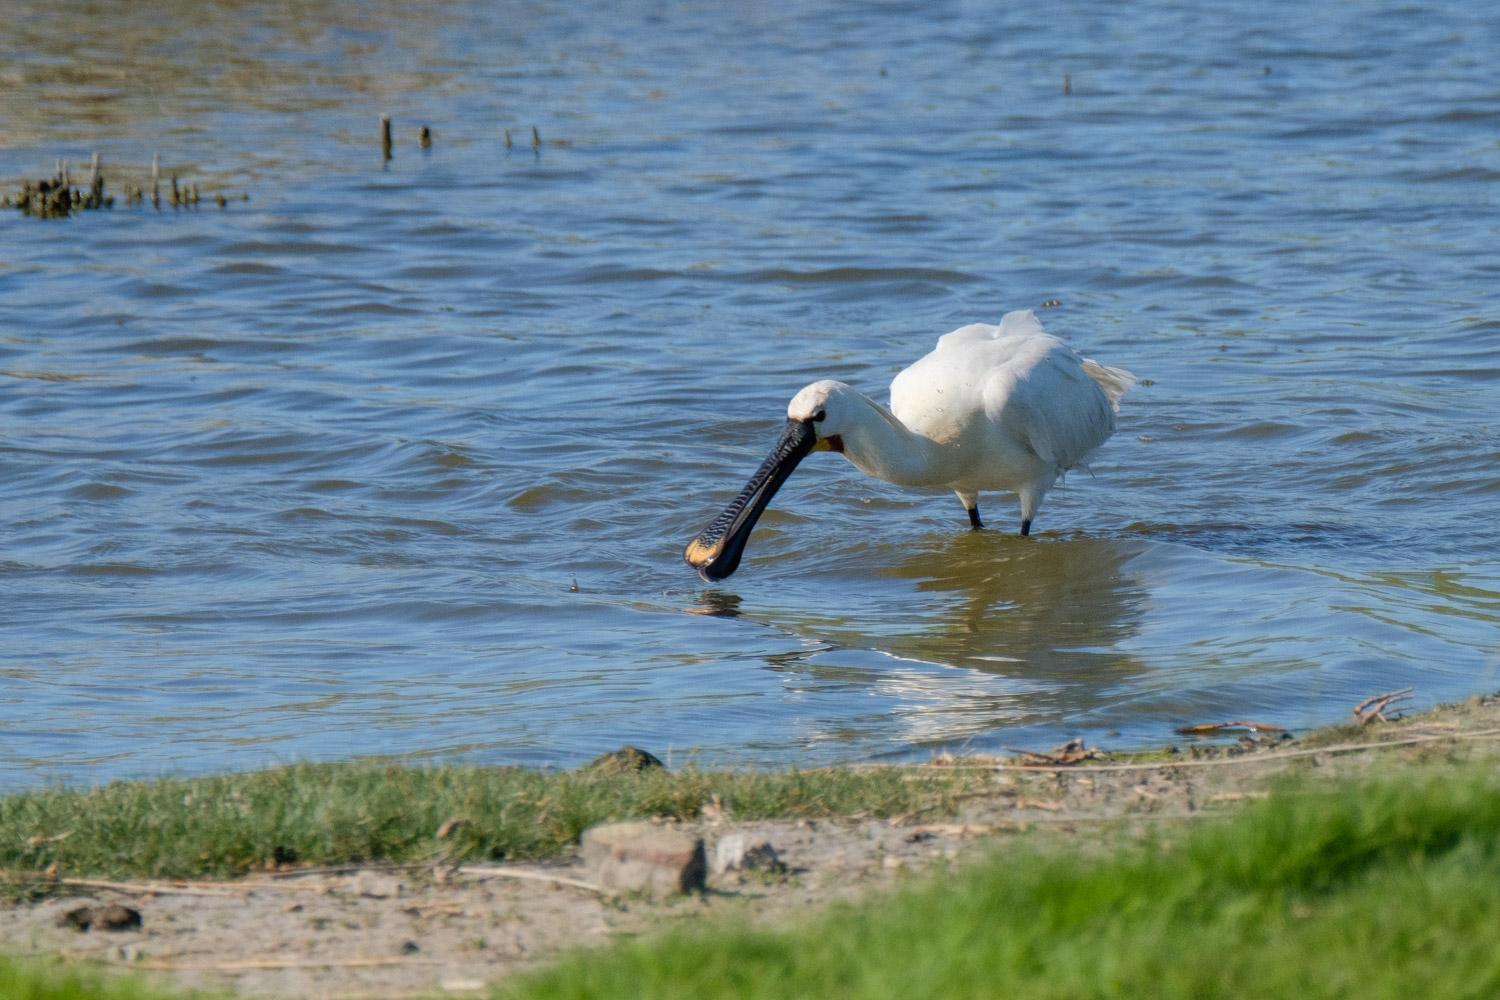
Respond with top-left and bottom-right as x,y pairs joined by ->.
987,344 -> 1119,470
890,312 -> 1057,445
891,311 -> 1128,469
930,310 -> 1046,354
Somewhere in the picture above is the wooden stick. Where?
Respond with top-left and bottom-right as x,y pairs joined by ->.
1354,687 -> 1413,723
229,875 -> 339,893
381,114 -> 393,159
1353,687 -> 1413,715
59,878 -> 248,898
1177,719 -> 1287,734
201,878 -> 330,892
266,861 -> 437,879
5,871 -> 418,896
133,956 -> 445,971
455,865 -> 606,894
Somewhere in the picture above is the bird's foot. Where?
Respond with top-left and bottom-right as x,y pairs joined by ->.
1020,518 -> 1031,536
967,507 -> 984,530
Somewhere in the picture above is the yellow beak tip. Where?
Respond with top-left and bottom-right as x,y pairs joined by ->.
683,538 -> 719,567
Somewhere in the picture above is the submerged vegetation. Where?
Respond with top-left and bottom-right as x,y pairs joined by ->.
3,154 -> 240,218
4,156 -> 112,218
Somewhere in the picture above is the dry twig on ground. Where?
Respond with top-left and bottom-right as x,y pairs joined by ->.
1177,719 -> 1287,735
1354,687 -> 1414,726
1003,739 -> 1105,766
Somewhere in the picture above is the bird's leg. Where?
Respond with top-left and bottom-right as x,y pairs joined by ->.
1017,484 -> 1045,537
956,490 -> 983,530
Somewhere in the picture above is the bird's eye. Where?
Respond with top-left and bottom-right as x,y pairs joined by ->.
812,410 -> 827,422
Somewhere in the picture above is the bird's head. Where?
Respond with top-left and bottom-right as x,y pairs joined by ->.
786,379 -> 854,455
683,380 -> 852,582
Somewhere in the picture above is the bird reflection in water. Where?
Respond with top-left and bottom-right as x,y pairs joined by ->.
885,534 -> 1151,679
684,590 -> 743,619
753,534 -> 1158,748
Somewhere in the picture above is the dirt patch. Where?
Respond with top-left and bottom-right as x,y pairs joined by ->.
6,694 -> 1500,999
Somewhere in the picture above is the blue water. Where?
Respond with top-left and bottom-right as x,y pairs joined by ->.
2,0 -> 1498,786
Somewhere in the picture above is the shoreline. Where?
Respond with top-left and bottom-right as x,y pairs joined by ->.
4,691 -> 1498,998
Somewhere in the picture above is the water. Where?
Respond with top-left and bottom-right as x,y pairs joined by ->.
3,0 -> 1498,787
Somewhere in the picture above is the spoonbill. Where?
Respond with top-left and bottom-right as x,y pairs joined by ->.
684,310 -> 1134,582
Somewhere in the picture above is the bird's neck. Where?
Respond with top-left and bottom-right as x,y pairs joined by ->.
838,392 -> 946,488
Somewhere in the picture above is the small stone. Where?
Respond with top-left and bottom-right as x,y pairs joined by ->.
713,835 -> 786,876
401,940 -> 421,954
57,906 -> 94,931
352,870 -> 402,898
85,904 -> 141,931
712,833 -> 747,875
741,841 -> 787,874
581,821 -> 706,896
54,904 -> 144,933
585,746 -> 665,774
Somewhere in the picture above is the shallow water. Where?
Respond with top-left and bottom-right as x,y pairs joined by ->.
2,0 -> 1498,786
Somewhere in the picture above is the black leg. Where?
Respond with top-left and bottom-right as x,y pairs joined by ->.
967,506 -> 984,529
1020,518 -> 1031,536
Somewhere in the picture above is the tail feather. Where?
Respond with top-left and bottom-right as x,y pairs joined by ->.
1080,358 -> 1135,411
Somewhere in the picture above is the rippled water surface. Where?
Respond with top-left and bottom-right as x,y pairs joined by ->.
3,0 -> 1499,786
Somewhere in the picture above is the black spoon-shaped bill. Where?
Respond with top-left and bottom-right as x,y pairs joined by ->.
684,418 -> 819,582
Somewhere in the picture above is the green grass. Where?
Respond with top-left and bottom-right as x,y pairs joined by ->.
0,762 -> 984,883
511,765 -> 1500,1000
0,958 -> 183,1000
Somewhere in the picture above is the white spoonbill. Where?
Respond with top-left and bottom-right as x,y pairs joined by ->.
684,309 -> 1134,581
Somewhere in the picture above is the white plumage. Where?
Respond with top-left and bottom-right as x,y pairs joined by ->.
685,310 -> 1134,581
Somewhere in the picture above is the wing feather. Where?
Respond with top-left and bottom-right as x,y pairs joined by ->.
889,309 -> 1134,480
